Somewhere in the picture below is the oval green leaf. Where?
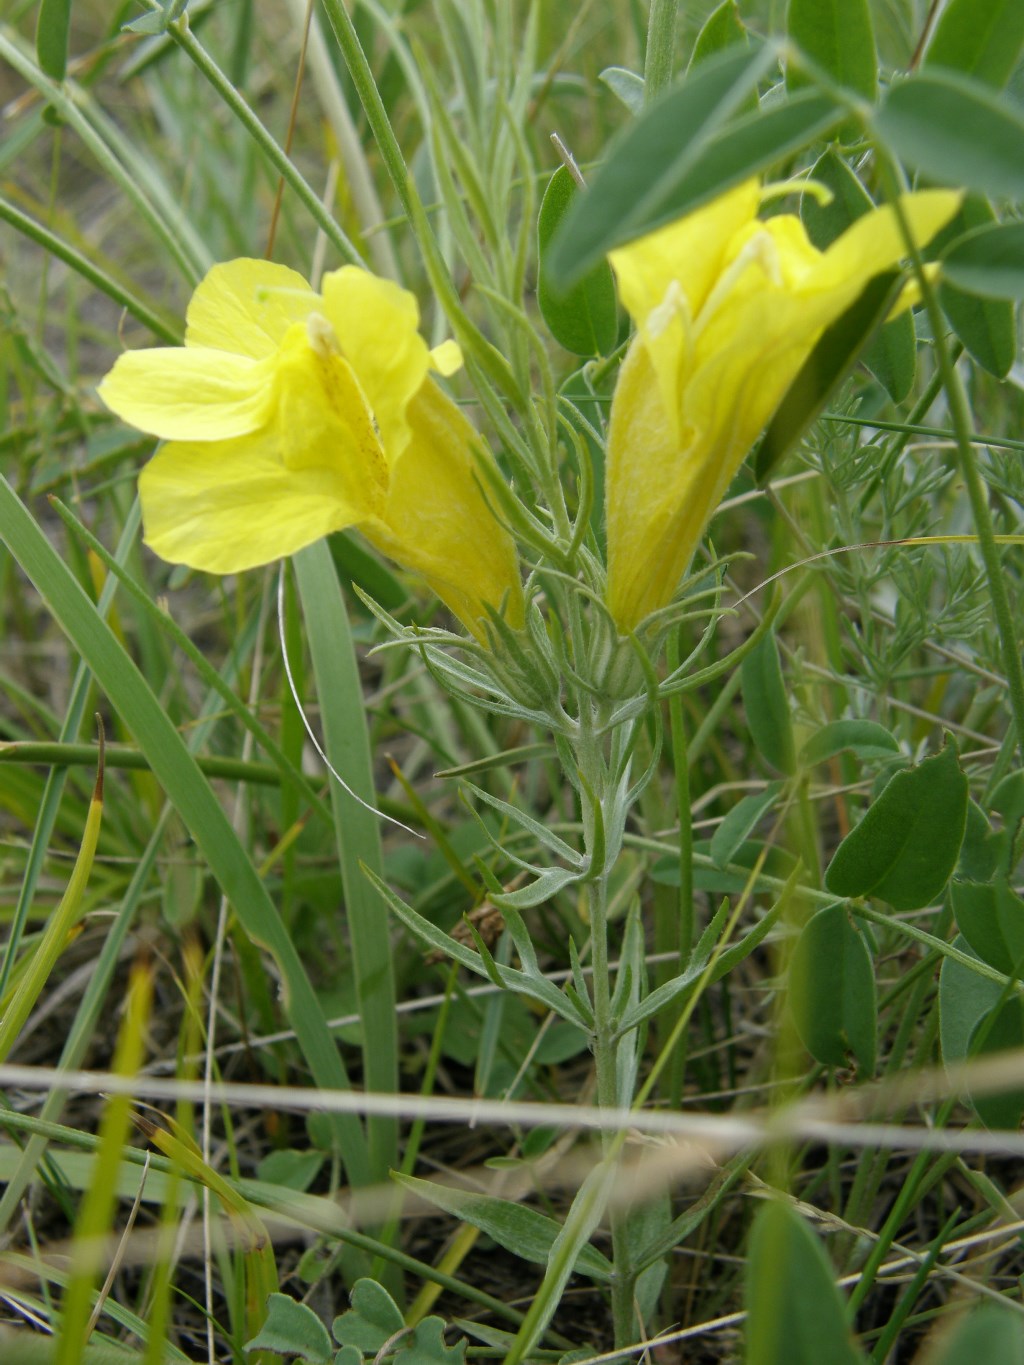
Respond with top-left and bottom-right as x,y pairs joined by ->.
968,998 -> 1024,1129
710,781 -> 785,869
938,936 -> 1004,1067
786,0 -> 877,118
824,736 -> 968,910
689,0 -> 749,70
799,719 -> 900,768
941,221 -> 1024,300
599,66 -> 645,115
951,877 -> 1024,977
789,903 -> 877,1073
36,0 -> 71,81
934,198 -> 1017,377
872,71 -> 1024,200
741,631 -> 795,774
745,1201 -> 867,1365
925,1305 -> 1024,1365
922,0 -> 1024,90
537,167 -> 618,356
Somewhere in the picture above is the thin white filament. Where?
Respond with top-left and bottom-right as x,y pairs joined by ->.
276,564 -> 421,838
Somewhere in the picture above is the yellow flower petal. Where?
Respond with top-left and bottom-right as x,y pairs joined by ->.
184,258 -> 318,358
97,347 -> 273,440
817,189 -> 962,292
603,183 -> 963,633
102,255 -> 521,637
138,429 -> 375,573
609,180 -> 761,325
608,181 -> 760,444
321,267 -> 433,463
274,323 -> 388,513
605,340 -> 686,633
429,338 -> 463,376
362,381 -> 524,639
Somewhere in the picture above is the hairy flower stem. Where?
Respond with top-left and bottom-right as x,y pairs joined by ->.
644,0 -> 679,104
576,706 -> 637,1347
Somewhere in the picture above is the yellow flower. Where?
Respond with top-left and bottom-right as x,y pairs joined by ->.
604,181 -> 962,633
98,259 -> 523,639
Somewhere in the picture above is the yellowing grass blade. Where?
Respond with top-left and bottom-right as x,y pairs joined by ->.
0,720 -> 106,1066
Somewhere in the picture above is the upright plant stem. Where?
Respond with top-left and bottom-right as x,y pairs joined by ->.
576,707 -> 636,1348
644,0 -> 679,103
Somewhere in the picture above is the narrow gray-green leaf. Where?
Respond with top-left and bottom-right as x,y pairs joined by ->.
548,42 -> 780,286
872,72 -> 1024,200
537,168 -> 618,356
825,736 -> 968,910
922,0 -> 1024,90
393,1174 -> 612,1282
294,544 -> 397,1183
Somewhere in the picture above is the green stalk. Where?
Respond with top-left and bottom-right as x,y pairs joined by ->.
662,627 -> 692,1107
294,545 -> 397,1184
644,0 -> 679,102
0,198 -> 181,343
0,27 -> 208,284
577,711 -> 636,1348
317,0 -> 528,415
167,22 -> 365,270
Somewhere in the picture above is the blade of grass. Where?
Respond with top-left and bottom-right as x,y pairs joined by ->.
0,26 -> 209,283
54,956 -> 153,1365
0,724 -> 105,1065
51,495 -> 333,831
293,543 -> 397,1183
0,198 -> 182,343
0,474 -> 371,1185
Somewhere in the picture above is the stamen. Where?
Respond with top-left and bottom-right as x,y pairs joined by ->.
306,311 -> 340,357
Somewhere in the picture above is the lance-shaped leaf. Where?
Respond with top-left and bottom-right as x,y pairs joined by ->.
393,1173 -> 613,1281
